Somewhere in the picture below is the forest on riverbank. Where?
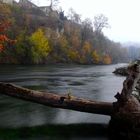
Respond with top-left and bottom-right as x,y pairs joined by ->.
0,0 -> 129,64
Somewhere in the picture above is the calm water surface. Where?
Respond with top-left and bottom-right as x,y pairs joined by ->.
0,64 -> 127,139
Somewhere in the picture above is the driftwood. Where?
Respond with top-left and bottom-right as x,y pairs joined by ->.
0,62 -> 140,139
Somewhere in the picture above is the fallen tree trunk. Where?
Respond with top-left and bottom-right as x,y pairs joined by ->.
0,82 -> 113,115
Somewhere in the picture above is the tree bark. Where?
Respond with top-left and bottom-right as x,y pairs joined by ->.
0,82 -> 113,116
110,63 -> 140,139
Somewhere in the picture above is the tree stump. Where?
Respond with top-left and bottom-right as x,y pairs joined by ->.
110,62 -> 140,139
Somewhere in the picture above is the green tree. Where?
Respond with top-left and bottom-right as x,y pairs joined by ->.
30,28 -> 51,64
14,31 -> 31,64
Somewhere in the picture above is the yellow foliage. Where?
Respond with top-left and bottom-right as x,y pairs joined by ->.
92,50 -> 100,63
68,50 -> 80,62
102,54 -> 112,64
30,28 -> 51,63
82,41 -> 92,55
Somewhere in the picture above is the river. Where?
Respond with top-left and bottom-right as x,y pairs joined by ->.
0,64 -> 127,140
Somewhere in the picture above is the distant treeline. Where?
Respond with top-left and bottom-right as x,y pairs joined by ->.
0,2 -> 129,64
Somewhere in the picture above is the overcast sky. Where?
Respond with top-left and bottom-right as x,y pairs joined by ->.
17,0 -> 140,43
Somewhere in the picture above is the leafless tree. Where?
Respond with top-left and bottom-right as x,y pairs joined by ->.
48,0 -> 59,10
67,8 -> 81,23
93,14 -> 110,33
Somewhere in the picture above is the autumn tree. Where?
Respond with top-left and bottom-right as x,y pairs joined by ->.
0,21 -> 16,53
102,54 -> 112,64
49,34 -> 69,63
81,41 -> 92,63
0,2 -> 129,64
0,22 -> 9,52
64,10 -> 81,52
92,50 -> 100,64
57,34 -> 69,61
68,49 -> 80,63
30,28 -> 51,64
0,2 -> 11,52
0,21 -> 17,63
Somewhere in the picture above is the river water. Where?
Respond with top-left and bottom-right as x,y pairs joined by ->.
0,64 -> 127,139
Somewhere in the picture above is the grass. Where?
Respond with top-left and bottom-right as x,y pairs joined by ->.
0,123 -> 108,140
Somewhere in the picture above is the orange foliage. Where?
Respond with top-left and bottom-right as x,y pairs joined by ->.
0,23 -> 8,52
0,3 -> 16,52
0,21 -> 16,52
103,54 -> 112,64
0,35 -> 9,42
0,21 -> 10,32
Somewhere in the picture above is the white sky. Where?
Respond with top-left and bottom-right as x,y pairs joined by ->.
16,0 -> 140,43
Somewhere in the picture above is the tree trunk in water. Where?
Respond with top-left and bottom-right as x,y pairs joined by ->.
0,82 -> 113,116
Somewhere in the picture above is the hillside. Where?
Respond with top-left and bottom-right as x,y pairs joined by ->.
0,1 -> 129,64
